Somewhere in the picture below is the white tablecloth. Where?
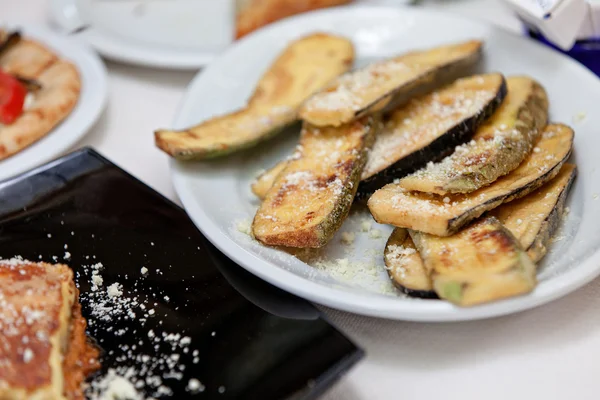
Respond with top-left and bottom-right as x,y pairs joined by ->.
5,1 -> 599,399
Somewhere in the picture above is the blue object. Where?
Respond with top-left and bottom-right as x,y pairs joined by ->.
528,29 -> 600,77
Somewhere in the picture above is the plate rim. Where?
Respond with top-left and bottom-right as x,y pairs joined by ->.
0,23 -> 108,182
49,0 -> 219,69
169,5 -> 600,321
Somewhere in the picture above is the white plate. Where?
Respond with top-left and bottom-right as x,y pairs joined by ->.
48,0 -> 418,69
0,24 -> 107,182
170,5 -> 600,321
49,0 -> 233,69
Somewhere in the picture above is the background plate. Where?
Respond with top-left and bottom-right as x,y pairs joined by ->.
49,0 -> 419,69
0,24 -> 107,182
170,6 -> 600,321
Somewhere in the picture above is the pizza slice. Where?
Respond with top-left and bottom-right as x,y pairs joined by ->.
0,30 -> 81,160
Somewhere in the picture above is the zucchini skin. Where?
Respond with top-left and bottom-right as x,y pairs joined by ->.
410,217 -> 537,306
526,166 -> 577,262
446,141 -> 571,236
156,120 -> 299,161
155,33 -> 354,160
300,40 -> 483,127
398,286 -> 439,299
356,44 -> 483,121
442,78 -> 548,194
385,164 -> 577,300
384,228 -> 438,299
367,124 -> 574,237
356,77 -> 508,198
399,77 -> 549,195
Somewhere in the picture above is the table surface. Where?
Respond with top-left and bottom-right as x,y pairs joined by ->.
6,1 -> 599,399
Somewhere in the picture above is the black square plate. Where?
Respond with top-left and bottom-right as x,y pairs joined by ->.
0,148 -> 363,399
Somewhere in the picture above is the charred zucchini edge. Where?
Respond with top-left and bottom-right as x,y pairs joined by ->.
526,166 -> 577,262
446,135 -> 573,236
398,76 -> 549,195
410,217 -> 537,306
252,118 -> 379,248
356,42 -> 484,121
356,75 -> 508,198
384,228 -> 439,299
155,119 -> 299,161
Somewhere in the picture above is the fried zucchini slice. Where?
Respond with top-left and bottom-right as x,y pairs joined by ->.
399,76 -> 549,194
252,160 -> 288,198
358,73 -> 506,197
384,228 -> 437,298
298,40 -> 483,127
252,73 -> 506,199
155,33 -> 354,160
491,163 -> 577,262
252,116 -> 378,248
368,124 -> 574,236
410,217 -> 536,306
385,164 -> 576,298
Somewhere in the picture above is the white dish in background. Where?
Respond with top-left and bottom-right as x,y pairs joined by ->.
49,0 -> 234,69
0,24 -> 107,182
170,5 -> 600,321
48,0 -> 418,69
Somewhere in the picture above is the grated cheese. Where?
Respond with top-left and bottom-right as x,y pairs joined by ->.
236,219 -> 252,236
107,283 -> 123,298
361,220 -> 372,232
340,232 -> 355,245
385,244 -> 417,278
368,229 -> 382,239
187,379 -> 205,393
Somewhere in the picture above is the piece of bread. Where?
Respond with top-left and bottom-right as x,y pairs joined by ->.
235,0 -> 353,39
0,260 -> 99,400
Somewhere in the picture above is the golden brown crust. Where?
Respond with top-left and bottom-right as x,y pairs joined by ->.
235,0 -> 353,39
0,261 -> 74,399
252,116 -> 377,248
155,33 -> 354,160
62,299 -> 100,400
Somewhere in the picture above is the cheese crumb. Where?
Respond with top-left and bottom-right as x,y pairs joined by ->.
361,220 -> 372,232
572,111 -> 586,123
236,219 -> 252,236
368,229 -> 382,239
92,274 -> 104,287
340,232 -> 355,245
107,283 -> 123,298
95,369 -> 142,400
187,379 -> 205,393
443,197 -> 450,203
23,348 -> 33,363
